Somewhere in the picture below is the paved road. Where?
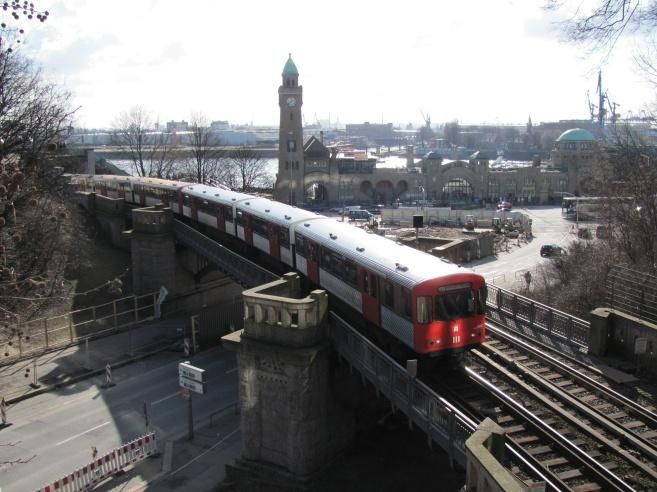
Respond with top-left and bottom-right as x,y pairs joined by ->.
0,346 -> 238,492
470,206 -> 577,287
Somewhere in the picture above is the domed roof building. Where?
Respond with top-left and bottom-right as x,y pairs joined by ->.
555,128 -> 596,144
550,128 -> 601,195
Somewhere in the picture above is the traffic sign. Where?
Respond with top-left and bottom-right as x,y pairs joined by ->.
179,375 -> 205,395
178,361 -> 206,383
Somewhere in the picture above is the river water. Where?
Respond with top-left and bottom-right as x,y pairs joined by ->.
107,154 -> 411,179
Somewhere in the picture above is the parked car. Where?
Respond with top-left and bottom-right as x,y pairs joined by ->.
540,244 -> 564,257
497,201 -> 512,211
349,210 -> 374,221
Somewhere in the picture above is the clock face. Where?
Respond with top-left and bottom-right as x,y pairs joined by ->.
286,97 -> 297,107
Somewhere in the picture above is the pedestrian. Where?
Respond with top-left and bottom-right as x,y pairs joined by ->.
91,446 -> 98,460
1,396 -> 7,425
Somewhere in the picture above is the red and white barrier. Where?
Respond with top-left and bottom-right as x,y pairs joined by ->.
35,432 -> 157,492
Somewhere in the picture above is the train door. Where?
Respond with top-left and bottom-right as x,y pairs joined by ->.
269,223 -> 280,260
191,198 -> 198,221
360,269 -> 381,326
138,186 -> 146,206
100,183 -> 108,197
306,240 -> 320,284
244,214 -> 253,245
216,205 -> 225,232
118,183 -> 126,199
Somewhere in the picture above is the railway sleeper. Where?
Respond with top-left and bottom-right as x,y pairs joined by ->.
572,483 -> 604,492
511,434 -> 541,445
556,468 -> 585,481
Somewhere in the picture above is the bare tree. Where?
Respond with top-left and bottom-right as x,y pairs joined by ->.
546,0 -> 657,81
179,113 -> 224,184
149,131 -> 176,179
229,147 -> 272,192
0,50 -> 79,328
111,106 -> 156,177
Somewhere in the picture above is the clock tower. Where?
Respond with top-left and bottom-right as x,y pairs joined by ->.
274,54 -> 304,205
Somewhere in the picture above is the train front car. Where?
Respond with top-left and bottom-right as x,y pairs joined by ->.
413,271 -> 487,356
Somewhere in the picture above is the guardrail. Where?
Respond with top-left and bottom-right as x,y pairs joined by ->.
35,432 -> 158,492
486,284 -> 590,352
173,220 -> 277,288
328,311 -> 477,468
1,292 -> 157,364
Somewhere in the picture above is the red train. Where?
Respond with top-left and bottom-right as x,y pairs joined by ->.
73,175 -> 487,357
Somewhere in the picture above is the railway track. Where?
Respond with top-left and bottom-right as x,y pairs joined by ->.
426,321 -> 657,491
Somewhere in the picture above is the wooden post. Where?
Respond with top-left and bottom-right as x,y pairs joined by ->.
134,296 -> 139,322
92,306 -> 97,325
68,314 -> 74,342
44,318 -> 49,348
113,300 -> 118,328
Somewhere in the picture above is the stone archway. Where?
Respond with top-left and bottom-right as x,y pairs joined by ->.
395,180 -> 408,201
304,181 -> 329,208
375,180 -> 394,204
442,177 -> 473,205
360,180 -> 373,201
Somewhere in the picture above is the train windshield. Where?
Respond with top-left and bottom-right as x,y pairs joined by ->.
431,283 -> 485,321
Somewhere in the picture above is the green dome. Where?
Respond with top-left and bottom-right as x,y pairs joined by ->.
556,128 -> 595,142
282,54 -> 298,76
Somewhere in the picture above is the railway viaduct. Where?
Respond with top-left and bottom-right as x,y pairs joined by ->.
75,188 -> 655,491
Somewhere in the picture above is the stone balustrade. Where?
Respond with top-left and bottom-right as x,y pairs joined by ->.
242,272 -> 328,347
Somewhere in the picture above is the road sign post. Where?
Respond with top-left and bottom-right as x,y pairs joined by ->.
187,392 -> 193,440
178,362 -> 206,441
183,337 -> 191,358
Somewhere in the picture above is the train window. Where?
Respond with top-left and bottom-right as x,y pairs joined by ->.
435,289 -> 476,321
383,281 -> 394,307
362,271 -> 369,293
344,260 -> 357,287
309,243 -> 318,262
224,206 -> 234,221
295,233 -> 306,257
183,194 -> 192,206
236,210 -> 246,226
369,274 -> 378,298
402,288 -> 412,319
252,217 -> 268,236
477,286 -> 487,315
279,227 -> 290,248
198,199 -> 214,214
319,247 -> 357,288
416,296 -> 432,324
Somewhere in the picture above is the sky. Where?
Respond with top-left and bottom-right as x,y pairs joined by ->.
13,0 -> 657,129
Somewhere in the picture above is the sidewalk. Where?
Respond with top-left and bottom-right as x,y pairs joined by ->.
95,411 -> 241,492
0,316 -> 242,492
0,318 -> 186,403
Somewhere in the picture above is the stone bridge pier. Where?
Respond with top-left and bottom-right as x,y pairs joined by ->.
222,273 -> 354,490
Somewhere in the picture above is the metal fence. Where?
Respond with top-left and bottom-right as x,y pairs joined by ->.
486,284 -> 590,352
607,265 -> 657,325
1,292 -> 157,363
173,220 -> 278,288
328,311 -> 477,468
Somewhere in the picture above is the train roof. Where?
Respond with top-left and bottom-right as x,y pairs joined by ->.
295,217 -> 474,289
183,183 -> 252,204
92,175 -> 190,190
237,197 -> 321,226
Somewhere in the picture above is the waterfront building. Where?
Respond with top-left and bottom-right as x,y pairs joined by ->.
273,56 -> 602,208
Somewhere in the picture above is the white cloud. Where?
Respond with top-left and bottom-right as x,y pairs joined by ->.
13,0 -> 656,128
